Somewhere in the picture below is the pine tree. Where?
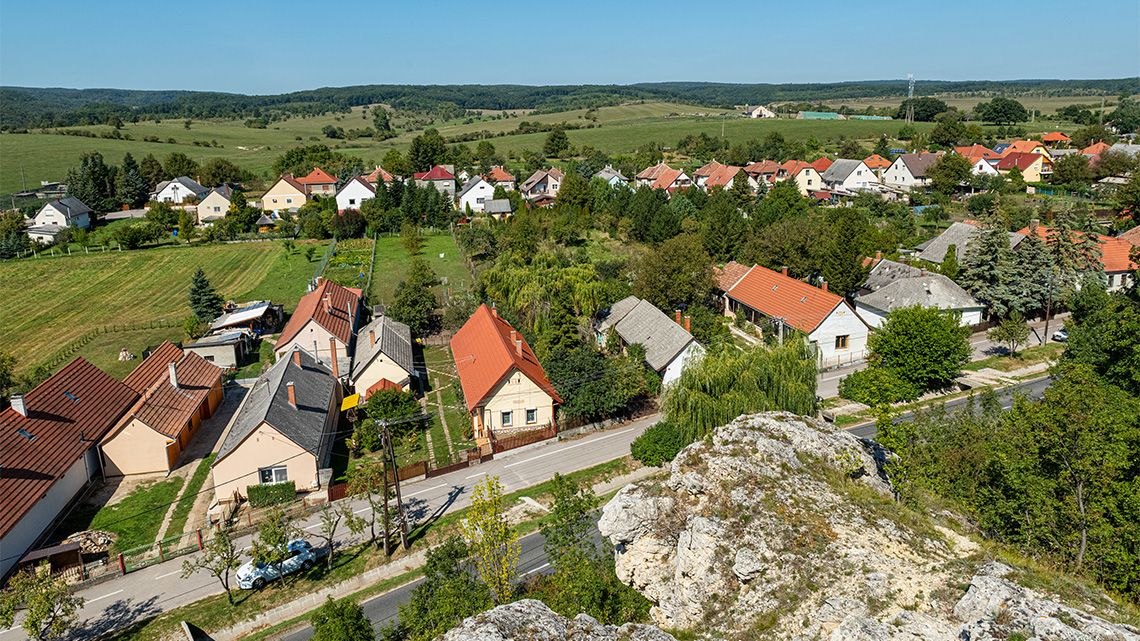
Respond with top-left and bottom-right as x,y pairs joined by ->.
960,213 -> 1018,318
140,153 -> 167,189
1010,233 -> 1055,316
188,268 -> 223,322
115,153 -> 150,208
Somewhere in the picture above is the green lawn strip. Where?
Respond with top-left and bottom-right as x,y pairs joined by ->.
57,478 -> 185,554
439,385 -> 474,451
370,234 -> 469,304
70,326 -> 186,380
165,454 -> 216,539
427,414 -> 452,466
961,342 -> 1064,372
237,241 -> 327,313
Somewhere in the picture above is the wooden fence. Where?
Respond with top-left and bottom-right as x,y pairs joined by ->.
491,424 -> 558,454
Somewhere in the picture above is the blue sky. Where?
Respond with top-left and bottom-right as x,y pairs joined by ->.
1,0 -> 1137,93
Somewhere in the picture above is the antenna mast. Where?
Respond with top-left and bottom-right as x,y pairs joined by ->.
905,74 -> 915,124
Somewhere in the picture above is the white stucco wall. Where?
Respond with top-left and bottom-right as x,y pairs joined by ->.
809,303 -> 870,368
0,453 -> 93,578
335,182 -> 375,212
662,341 -> 705,387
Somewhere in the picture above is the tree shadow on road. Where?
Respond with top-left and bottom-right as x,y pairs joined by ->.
70,594 -> 161,640
407,485 -> 464,545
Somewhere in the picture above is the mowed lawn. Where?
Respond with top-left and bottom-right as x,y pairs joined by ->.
0,242 -> 287,373
370,233 -> 471,305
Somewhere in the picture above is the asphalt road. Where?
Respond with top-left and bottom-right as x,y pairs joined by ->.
0,416 -> 657,641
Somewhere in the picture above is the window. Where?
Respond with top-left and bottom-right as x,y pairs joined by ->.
286,198 -> 293,204
501,411 -> 513,427
259,466 -> 288,484
349,198 -> 356,205
835,335 -> 849,350
203,355 -> 215,362
526,409 -> 537,424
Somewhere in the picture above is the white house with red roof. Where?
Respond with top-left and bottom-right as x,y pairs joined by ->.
413,165 -> 457,199
716,262 -> 870,367
335,176 -> 376,212
274,278 -> 362,376
486,166 -> 516,191
365,165 -> 396,186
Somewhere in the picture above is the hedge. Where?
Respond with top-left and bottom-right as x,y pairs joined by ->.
631,421 -> 692,467
247,481 -> 297,507
838,367 -> 919,406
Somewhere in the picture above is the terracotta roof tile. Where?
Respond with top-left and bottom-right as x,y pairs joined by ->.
714,261 -> 751,291
296,167 -> 337,185
1081,141 -> 1110,156
694,161 -> 724,178
450,304 -> 561,411
1043,132 -> 1071,143
704,165 -> 744,188
1002,140 -> 1046,156
726,265 -> 846,334
1017,225 -> 1137,273
413,165 -> 455,181
651,168 -> 686,190
954,145 -> 1001,162
124,341 -> 184,393
744,160 -> 781,177
365,166 -> 395,183
996,152 -> 1043,171
636,162 -> 672,181
863,154 -> 891,169
810,157 -> 833,172
487,166 -> 515,182
277,279 -> 362,346
118,350 -> 221,439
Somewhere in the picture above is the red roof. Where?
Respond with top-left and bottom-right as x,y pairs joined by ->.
1119,226 -> 1140,247
450,304 -> 561,411
996,152 -> 1044,171
364,378 -> 401,399
863,154 -> 891,169
1081,141 -> 1110,156
114,345 -> 221,439
694,161 -> 724,178
487,166 -> 515,182
1043,132 -> 1071,143
954,145 -> 1001,162
277,278 -> 362,347
811,190 -> 833,200
1002,140 -> 1045,156
365,166 -> 394,183
725,264 -> 847,334
296,167 -> 337,185
714,260 -> 751,291
1017,225 -> 1137,273
274,174 -> 306,193
124,341 -> 184,393
413,165 -> 456,181
651,167 -> 686,191
810,157 -> 833,173
636,162 -> 673,181
744,160 -> 780,177
1,358 -> 138,538
781,160 -> 814,177
704,164 -> 744,188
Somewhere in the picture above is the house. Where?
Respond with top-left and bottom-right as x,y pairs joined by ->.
717,263 -> 869,368
1119,225 -> 1140,248
1081,141 -> 1111,157
450,304 -> 561,446
744,105 -> 778,119
26,197 -> 92,243
854,259 -> 984,328
996,152 -> 1052,183
635,162 -> 674,187
0,358 -> 138,579
350,315 -> 415,397
915,221 -> 1024,265
261,175 -> 308,214
519,168 -> 564,204
274,278 -> 362,375
183,331 -> 255,369
150,176 -> 208,204
207,299 -> 281,337
196,185 -> 235,224
1108,142 -> 1140,158
595,296 -> 704,386
810,157 -> 833,173
743,160 -> 781,186
882,152 -> 942,191
486,166 -> 516,191
334,176 -> 375,212
863,154 -> 892,179
969,157 -> 1000,177
413,165 -> 457,199
1002,140 -> 1051,160
693,161 -> 724,188
484,199 -> 514,220
594,165 -> 629,187
779,161 -> 824,196
704,164 -> 752,192
364,166 -> 396,186
1042,132 -> 1071,147
650,166 -> 692,193
296,167 -> 338,197
821,159 -> 880,192
1017,224 -> 1137,292
101,342 -> 224,476
458,176 -> 495,213
212,347 -> 340,503
954,144 -> 1002,163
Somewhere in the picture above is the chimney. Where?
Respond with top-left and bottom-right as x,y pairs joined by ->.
1029,218 -> 1039,234
875,250 -> 882,260
323,295 -> 332,314
10,394 -> 27,417
293,350 -> 302,367
168,362 -> 179,389
781,266 -> 789,277
675,309 -> 682,325
286,381 -> 297,409
491,305 -> 498,317
515,339 -> 523,357
329,338 -> 339,379
369,330 -> 376,346
684,315 -> 691,332
821,281 -> 828,292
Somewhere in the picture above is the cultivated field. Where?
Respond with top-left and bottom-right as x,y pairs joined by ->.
0,242 -> 298,374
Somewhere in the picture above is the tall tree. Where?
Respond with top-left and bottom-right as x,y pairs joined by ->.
927,153 -> 972,194
544,128 -> 570,157
188,268 -> 223,322
868,305 -> 971,391
408,129 -> 447,172
631,233 -> 714,311
139,153 -> 167,188
198,158 -> 245,186
115,153 -> 150,208
164,152 -> 200,178
975,97 -> 1029,125
0,567 -> 84,641
960,214 -> 1018,317
180,529 -> 242,604
66,151 -> 117,212
461,476 -> 519,604
311,597 -> 375,641
372,107 -> 391,132
393,538 -> 492,641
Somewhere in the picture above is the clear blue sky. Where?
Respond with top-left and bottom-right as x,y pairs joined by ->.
1,0 -> 1137,93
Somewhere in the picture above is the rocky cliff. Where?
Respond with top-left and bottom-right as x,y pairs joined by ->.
439,599 -> 677,641
598,412 -> 1140,641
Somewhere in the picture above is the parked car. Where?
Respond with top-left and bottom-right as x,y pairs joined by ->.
1052,328 -> 1069,342
236,539 -> 327,590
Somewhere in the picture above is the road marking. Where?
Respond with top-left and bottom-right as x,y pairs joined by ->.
88,589 -> 124,603
303,523 -> 321,531
465,471 -> 486,479
522,562 -> 550,576
504,427 -> 640,469
404,484 -> 446,498
353,507 -> 370,515
155,569 -> 182,580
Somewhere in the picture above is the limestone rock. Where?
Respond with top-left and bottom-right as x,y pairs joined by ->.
438,599 -> 677,641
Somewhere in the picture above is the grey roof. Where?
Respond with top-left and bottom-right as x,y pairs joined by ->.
351,315 -> 414,383
863,259 -> 926,292
820,159 -> 864,183
1050,148 -> 1082,158
897,153 -> 942,179
187,330 -> 249,347
597,296 -> 697,372
457,176 -> 488,199
255,214 -> 275,225
855,273 -> 983,315
917,222 -> 1024,265
594,165 -> 628,182
216,347 -> 337,464
484,199 -> 513,214
40,196 -> 92,221
152,176 -> 208,197
1109,143 -> 1140,158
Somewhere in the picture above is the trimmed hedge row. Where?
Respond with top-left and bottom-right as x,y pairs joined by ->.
247,481 -> 296,507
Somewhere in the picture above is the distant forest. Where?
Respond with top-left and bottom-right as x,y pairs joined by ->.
2,78 -> 1137,130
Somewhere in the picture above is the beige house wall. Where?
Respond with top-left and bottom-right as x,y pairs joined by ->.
791,168 -> 823,196
474,369 -> 556,439
275,320 -> 347,367
261,181 -> 307,212
101,418 -> 175,476
213,422 -> 318,503
196,192 -> 231,223
353,357 -> 412,397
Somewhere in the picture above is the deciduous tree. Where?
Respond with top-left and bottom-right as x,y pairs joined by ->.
461,476 -> 518,604
311,597 -> 374,641
0,566 -> 84,641
181,529 -> 242,604
868,305 -> 970,391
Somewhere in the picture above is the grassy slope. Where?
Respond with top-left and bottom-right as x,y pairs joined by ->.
370,233 -> 469,305
0,242 -> 284,373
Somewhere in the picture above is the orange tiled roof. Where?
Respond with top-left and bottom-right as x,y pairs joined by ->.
744,160 -> 780,176
1082,141 -> 1110,156
297,167 -> 337,185
1017,225 -> 1137,273
954,145 -> 1001,162
651,167 -> 685,190
277,278 -> 362,346
704,164 -> 744,188
781,160 -> 814,176
1119,226 -> 1140,247
636,162 -> 673,181
810,157 -> 833,173
413,165 -> 455,181
1042,132 -> 1071,143
450,304 -> 561,411
725,264 -> 846,334
487,166 -> 515,182
1002,140 -> 1046,156
125,341 -> 184,393
365,166 -> 394,183
120,349 -> 221,439
714,261 -> 751,291
863,154 -> 891,169
694,161 -> 724,178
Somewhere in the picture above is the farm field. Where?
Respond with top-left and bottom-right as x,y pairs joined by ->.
370,232 -> 471,306
0,241 -> 291,374
817,93 -> 1136,115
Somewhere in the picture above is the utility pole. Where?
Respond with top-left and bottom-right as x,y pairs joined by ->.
381,420 -> 409,550
379,429 -> 391,557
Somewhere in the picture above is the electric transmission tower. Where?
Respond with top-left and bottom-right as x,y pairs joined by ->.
905,74 -> 915,124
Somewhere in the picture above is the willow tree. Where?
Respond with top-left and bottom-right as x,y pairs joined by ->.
663,340 -> 818,440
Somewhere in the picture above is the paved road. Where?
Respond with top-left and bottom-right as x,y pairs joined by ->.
0,416 -> 657,641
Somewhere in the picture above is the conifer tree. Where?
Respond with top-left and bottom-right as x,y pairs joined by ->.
188,268 -> 223,322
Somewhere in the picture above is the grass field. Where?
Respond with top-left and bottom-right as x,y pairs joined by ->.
0,241 -> 293,374
57,477 -> 184,553
370,232 -> 470,305
166,454 -> 216,538
818,94 -> 1137,115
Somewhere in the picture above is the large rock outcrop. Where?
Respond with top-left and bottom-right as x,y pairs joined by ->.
439,599 -> 677,641
599,412 -> 1140,641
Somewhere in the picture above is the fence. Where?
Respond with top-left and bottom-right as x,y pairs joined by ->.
491,424 -> 558,454
311,237 -> 338,285
118,527 -> 206,574
34,318 -> 182,373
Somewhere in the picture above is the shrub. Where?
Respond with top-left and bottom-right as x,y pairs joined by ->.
838,367 -> 919,406
631,421 -> 691,467
247,481 -> 296,507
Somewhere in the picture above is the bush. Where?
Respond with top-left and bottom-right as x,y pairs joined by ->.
247,481 -> 296,507
630,421 -> 691,467
838,367 -> 919,406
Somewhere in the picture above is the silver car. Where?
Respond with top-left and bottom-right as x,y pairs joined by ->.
236,539 -> 323,590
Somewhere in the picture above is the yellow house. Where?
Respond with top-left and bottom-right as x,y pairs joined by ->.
1003,140 -> 1052,161
450,305 -> 561,449
350,315 -> 415,398
101,343 -> 224,476
261,175 -> 307,214
997,153 -> 1052,183
212,348 -> 340,503
195,186 -> 234,224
